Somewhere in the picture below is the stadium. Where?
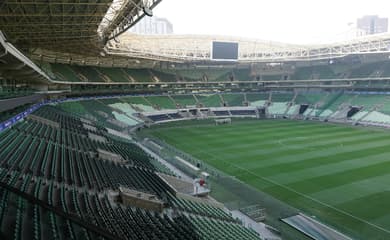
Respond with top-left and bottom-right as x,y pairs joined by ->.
1,1 -> 390,239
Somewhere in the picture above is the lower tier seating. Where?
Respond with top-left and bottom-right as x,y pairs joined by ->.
0,104 -> 262,240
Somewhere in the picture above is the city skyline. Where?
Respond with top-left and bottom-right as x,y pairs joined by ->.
357,15 -> 388,36
130,16 -> 173,35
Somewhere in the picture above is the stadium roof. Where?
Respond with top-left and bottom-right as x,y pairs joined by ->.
0,0 -> 161,55
0,31 -> 50,83
28,32 -> 390,68
109,33 -> 390,63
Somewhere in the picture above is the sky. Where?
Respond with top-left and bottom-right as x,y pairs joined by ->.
152,0 -> 390,44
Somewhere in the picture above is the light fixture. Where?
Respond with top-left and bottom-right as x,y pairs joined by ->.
143,6 -> 153,17
130,0 -> 152,17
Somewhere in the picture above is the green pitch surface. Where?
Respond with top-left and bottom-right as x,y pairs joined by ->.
147,119 -> 390,239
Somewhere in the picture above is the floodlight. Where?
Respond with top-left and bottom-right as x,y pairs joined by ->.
143,6 -> 153,17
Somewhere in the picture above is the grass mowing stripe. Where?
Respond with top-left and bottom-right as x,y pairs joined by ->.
217,131 -> 383,162
284,146 -> 390,193
267,152 -> 390,185
237,137 -> 390,169
151,120 -> 355,145
310,173 -> 390,205
159,120 -> 356,146
371,214 -> 390,229
199,137 -> 390,175
336,191 -> 390,220
255,134 -> 390,175
188,127 -> 363,154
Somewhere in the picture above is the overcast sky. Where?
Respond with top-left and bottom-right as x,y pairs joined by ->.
152,0 -> 390,44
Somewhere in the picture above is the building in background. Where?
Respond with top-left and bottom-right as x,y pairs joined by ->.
357,15 -> 388,36
130,16 -> 173,35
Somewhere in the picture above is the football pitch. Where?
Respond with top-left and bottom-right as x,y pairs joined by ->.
145,119 -> 390,239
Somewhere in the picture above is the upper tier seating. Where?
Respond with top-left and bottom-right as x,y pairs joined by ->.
222,94 -> 245,106
117,68 -> 153,82
172,95 -> 197,108
98,67 -> 132,82
271,93 -> 294,102
44,60 -> 390,85
196,95 -> 222,107
146,96 -> 177,109
292,65 -> 336,79
150,70 -> 176,82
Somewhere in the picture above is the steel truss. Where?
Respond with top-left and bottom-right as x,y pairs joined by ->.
0,0 -> 161,55
106,33 -> 390,63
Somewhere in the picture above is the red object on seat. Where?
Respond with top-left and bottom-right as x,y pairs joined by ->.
199,179 -> 205,186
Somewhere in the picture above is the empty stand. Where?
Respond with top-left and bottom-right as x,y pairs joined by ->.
0,101 -> 263,240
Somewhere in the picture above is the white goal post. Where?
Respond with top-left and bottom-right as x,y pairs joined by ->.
215,118 -> 231,125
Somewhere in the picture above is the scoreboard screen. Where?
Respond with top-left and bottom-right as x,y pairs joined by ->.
211,41 -> 239,61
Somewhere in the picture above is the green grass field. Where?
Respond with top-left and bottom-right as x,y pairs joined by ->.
145,119 -> 390,239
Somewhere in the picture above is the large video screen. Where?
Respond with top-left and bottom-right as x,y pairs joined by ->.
211,41 -> 239,61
